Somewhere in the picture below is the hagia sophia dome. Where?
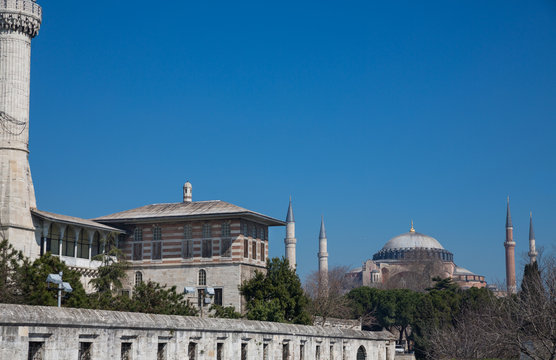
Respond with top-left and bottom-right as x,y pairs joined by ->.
372,222 -> 454,262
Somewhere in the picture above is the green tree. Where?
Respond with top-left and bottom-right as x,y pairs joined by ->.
240,257 -> 311,324
88,245 -> 129,310
209,304 -> 242,319
0,238 -> 26,304
127,281 -> 197,316
20,253 -> 89,308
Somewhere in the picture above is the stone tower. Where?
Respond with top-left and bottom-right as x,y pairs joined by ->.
0,0 -> 42,258
284,197 -> 296,270
528,212 -> 537,264
504,197 -> 517,294
318,216 -> 328,292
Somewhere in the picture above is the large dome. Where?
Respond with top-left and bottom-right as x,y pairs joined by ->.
373,227 -> 453,262
382,231 -> 444,250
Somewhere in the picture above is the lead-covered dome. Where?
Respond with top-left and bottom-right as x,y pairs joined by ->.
373,226 -> 453,262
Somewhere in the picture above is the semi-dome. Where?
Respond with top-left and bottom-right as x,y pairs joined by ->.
372,224 -> 454,262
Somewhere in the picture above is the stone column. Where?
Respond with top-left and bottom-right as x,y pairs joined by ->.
87,230 -> 95,260
0,0 -> 42,259
40,220 -> 50,254
58,224 -> 66,256
73,227 -> 81,258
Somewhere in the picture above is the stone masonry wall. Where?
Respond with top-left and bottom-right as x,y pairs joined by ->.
0,304 -> 396,360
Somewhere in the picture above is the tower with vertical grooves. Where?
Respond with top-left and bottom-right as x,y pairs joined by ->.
0,0 -> 41,257
318,216 -> 328,294
528,212 -> 537,264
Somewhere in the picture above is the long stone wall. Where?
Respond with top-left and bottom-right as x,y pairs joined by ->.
0,304 -> 395,360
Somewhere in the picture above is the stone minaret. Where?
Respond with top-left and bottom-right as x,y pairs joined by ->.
0,0 -> 42,258
528,212 -> 537,264
318,216 -> 329,293
284,197 -> 296,270
504,197 -> 517,294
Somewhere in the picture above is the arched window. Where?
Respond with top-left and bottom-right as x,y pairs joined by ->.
356,346 -> 367,360
135,271 -> 142,287
198,269 -> 206,286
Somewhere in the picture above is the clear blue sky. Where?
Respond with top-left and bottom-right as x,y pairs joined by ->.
29,0 -> 556,285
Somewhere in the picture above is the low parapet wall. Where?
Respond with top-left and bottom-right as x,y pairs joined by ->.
0,304 -> 395,359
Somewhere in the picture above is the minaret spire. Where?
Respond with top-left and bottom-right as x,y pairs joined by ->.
528,211 -> 537,264
318,216 -> 329,295
504,196 -> 517,294
284,197 -> 297,270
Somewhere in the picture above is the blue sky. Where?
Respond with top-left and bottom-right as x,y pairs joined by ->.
29,0 -> 556,284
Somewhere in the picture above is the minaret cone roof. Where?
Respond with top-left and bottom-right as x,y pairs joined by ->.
286,197 -> 294,222
506,196 -> 513,228
529,212 -> 535,241
319,216 -> 327,239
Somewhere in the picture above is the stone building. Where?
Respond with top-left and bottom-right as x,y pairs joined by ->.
348,222 -> 486,290
0,303 -> 396,360
94,182 -> 284,312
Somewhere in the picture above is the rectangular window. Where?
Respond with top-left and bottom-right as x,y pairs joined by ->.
157,343 -> 166,360
132,243 -> 143,261
282,343 -> 289,360
221,222 -> 230,237
202,239 -> 212,258
202,223 -> 212,238
263,343 -> 269,360
152,241 -> 162,260
134,228 -> 143,242
330,345 -> 334,360
252,241 -> 257,259
316,345 -> 321,360
244,239 -> 249,258
300,344 -> 305,360
182,239 -> 193,259
217,343 -> 224,360
221,238 -> 231,257
214,288 -> 223,306
184,224 -> 192,239
260,242 -> 265,261
241,343 -> 248,360
121,342 -> 132,360
153,226 -> 162,241
197,289 -> 205,307
242,222 -> 248,236
28,341 -> 44,360
188,342 -> 197,360
79,342 -> 92,360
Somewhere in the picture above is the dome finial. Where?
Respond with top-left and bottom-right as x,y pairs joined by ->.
410,219 -> 415,232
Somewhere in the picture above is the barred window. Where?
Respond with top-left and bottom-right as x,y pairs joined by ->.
198,269 -> 206,286
221,222 -> 230,238
260,242 -> 265,261
242,222 -> 248,236
252,241 -> 257,260
135,271 -> 142,287
183,239 -> 193,259
134,228 -> 143,242
251,225 -> 257,238
184,224 -> 192,239
152,241 -> 162,260
153,226 -> 162,241
203,223 -> 212,238
221,238 -> 231,257
132,243 -> 142,261
258,227 -> 264,240
244,239 -> 249,258
202,239 -> 212,258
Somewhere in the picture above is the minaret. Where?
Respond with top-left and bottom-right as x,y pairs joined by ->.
0,1 -> 42,258
318,216 -> 329,293
504,197 -> 517,294
528,212 -> 537,264
284,197 -> 296,270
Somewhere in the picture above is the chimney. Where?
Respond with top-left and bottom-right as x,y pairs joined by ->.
183,181 -> 192,202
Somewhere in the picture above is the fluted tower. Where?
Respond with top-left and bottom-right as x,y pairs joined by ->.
0,0 -> 42,258
504,197 -> 517,294
528,212 -> 537,264
284,197 -> 296,270
318,216 -> 329,292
